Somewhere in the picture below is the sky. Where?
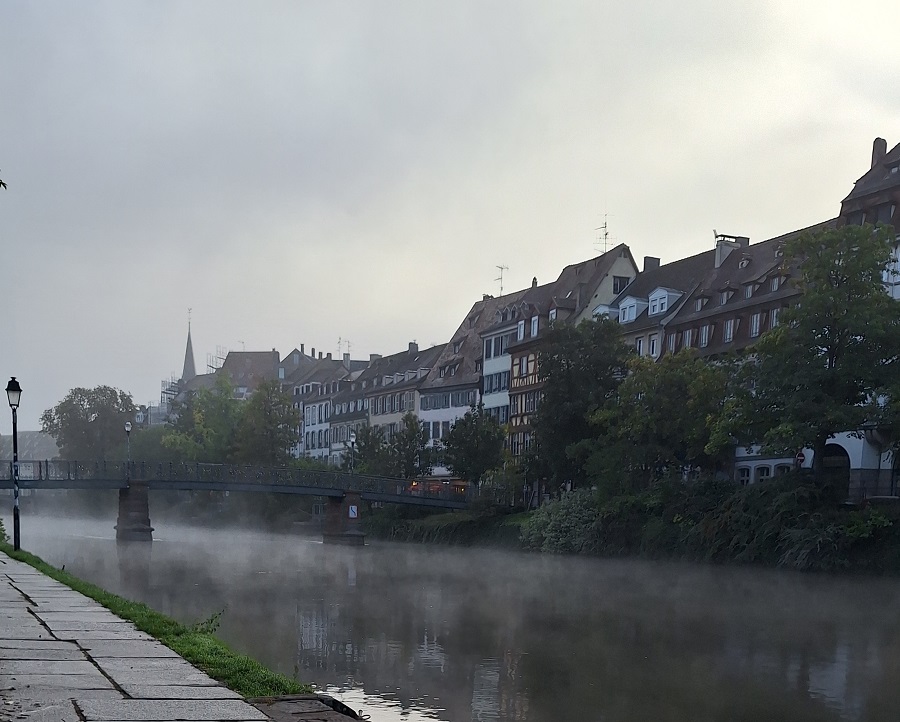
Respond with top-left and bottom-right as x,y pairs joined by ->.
1,0 -> 899,432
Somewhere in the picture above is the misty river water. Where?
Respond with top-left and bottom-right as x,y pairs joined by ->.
7,513 -> 900,721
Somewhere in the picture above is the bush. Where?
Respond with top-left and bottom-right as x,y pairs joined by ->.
520,489 -> 601,553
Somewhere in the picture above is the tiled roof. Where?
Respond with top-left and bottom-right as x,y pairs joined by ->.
219,350 -> 280,390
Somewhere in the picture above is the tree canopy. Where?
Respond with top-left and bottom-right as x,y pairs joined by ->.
529,317 -> 631,485
41,386 -> 135,461
443,403 -> 506,484
232,380 -> 300,466
714,223 -> 900,473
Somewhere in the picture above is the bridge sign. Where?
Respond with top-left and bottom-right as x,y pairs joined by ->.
348,505 -> 358,519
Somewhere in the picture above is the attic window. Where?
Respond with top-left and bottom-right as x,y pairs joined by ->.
549,308 -> 557,322
774,246 -> 784,258
739,257 -> 751,269
453,340 -> 462,354
891,165 -> 899,175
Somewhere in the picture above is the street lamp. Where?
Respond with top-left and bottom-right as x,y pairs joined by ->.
6,377 -> 21,551
124,421 -> 132,482
348,430 -> 356,474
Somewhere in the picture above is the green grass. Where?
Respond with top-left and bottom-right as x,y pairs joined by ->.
0,543 -> 312,697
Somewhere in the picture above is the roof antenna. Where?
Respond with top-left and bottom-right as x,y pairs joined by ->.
495,265 -> 509,295
595,214 -> 610,253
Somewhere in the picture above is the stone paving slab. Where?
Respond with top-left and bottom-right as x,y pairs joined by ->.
121,684 -> 243,700
0,673 -> 113,689
80,640 -> 182,658
76,699 -> 270,720
0,646 -> 85,660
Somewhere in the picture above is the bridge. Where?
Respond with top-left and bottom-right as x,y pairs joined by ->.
0,460 -> 471,545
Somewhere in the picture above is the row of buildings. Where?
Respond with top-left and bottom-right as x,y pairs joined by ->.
170,137 -> 900,496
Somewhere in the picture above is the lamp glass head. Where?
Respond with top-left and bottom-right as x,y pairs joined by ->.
124,421 -> 133,434
5,377 -> 21,410
349,431 -> 357,444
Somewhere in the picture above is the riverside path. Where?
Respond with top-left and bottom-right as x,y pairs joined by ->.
0,552 -> 349,721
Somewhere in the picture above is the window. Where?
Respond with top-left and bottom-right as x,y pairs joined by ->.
531,316 -> 538,337
619,304 -> 636,323
453,340 -> 462,354
442,421 -> 451,438
770,276 -> 780,292
700,325 -> 710,347
770,307 -> 780,328
549,308 -> 557,322
744,285 -> 753,299
659,296 -> 667,313
667,333 -> 676,353
484,338 -> 494,359
520,356 -> 528,376
724,319 -> 734,343
694,298 -> 703,312
517,320 -> 525,341
737,467 -> 751,486
613,276 -> 630,294
756,466 -> 771,483
720,291 -> 729,305
683,329 -> 692,347
432,421 -> 440,439
649,298 -> 658,315
649,334 -> 658,358
635,338 -> 643,355
750,312 -> 761,338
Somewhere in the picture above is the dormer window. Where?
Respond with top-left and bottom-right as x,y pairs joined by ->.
648,292 -> 669,316
531,316 -> 538,337
517,319 -> 525,340
619,303 -> 636,323
720,291 -> 732,305
770,276 -> 780,292
744,284 -> 753,299
695,298 -> 703,312
739,256 -> 751,269
453,340 -> 462,354
549,308 -> 557,322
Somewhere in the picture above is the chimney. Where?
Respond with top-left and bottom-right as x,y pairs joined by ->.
714,233 -> 748,268
343,352 -> 350,368
643,256 -> 660,272
369,353 -> 382,364
311,347 -> 316,359
408,341 -> 418,355
326,352 -> 332,360
532,276 -> 537,288
872,137 -> 888,168
300,343 -> 305,354
318,351 -> 323,360
483,294 -> 493,301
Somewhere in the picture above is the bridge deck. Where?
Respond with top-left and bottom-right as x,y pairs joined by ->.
0,460 -> 470,508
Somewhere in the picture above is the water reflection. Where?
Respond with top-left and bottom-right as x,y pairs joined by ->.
12,515 -> 900,721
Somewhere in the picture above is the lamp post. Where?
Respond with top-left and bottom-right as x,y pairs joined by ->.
6,377 -> 22,551
124,421 -> 132,482
348,430 -> 356,474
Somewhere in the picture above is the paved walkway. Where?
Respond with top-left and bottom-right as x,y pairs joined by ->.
0,551 -> 269,722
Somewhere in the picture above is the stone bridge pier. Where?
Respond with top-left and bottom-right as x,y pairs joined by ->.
115,483 -> 154,543
323,491 -> 366,546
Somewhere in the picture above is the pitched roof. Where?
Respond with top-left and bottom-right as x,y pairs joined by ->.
843,140 -> 900,203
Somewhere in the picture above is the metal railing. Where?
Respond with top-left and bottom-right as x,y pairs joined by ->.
0,460 -> 472,504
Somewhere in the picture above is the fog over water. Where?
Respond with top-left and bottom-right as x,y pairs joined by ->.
8,509 -> 900,721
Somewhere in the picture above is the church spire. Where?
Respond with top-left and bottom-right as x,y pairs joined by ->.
181,309 -> 196,382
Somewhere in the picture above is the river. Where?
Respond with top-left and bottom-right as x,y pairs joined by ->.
7,513 -> 900,721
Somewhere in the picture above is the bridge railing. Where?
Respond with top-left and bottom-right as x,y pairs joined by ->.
0,460 -> 473,503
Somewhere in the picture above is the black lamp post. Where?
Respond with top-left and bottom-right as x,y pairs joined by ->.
349,430 -> 356,474
6,377 -> 22,551
124,421 -> 132,482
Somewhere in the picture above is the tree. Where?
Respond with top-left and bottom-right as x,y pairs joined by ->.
163,375 -> 241,462
443,404 -> 506,484
41,386 -> 135,461
389,411 -> 433,479
717,223 -> 900,475
529,317 -> 632,485
232,380 -> 300,466
586,350 -> 729,491
350,424 -> 393,475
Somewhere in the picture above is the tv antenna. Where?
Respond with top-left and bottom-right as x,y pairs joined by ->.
337,337 -> 351,356
495,265 -> 509,296
595,214 -> 613,253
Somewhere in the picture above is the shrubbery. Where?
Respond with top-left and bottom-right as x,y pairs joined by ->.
520,474 -> 900,573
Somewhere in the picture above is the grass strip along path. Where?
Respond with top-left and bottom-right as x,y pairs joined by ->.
0,543 -> 312,698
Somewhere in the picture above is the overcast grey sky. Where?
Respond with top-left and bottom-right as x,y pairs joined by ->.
1,0 -> 899,432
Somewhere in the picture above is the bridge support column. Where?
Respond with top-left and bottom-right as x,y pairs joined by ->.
115,483 -> 154,543
323,492 -> 366,546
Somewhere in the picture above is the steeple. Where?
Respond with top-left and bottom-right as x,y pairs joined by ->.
181,310 -> 196,382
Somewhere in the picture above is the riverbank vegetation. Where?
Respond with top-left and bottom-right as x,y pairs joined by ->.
0,542 -> 312,697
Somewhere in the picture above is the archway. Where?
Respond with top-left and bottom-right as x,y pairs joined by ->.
822,443 -> 851,499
